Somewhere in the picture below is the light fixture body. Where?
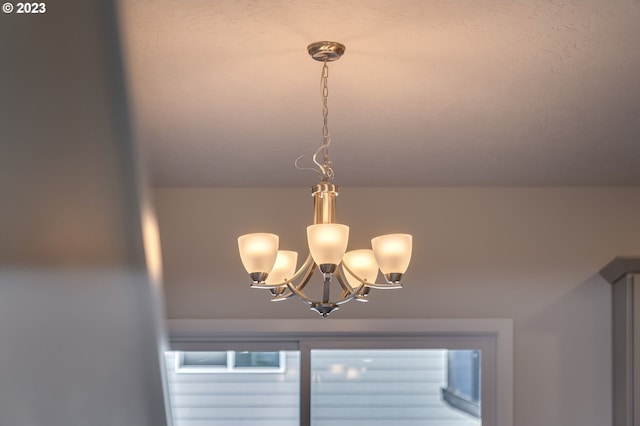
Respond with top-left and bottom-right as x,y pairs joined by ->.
236,42 -> 412,317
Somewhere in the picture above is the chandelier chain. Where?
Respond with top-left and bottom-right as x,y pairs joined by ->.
319,59 -> 334,181
322,60 -> 329,142
295,56 -> 336,181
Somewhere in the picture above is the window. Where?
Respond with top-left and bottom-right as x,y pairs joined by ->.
174,350 -> 286,373
166,351 -> 300,425
165,319 -> 513,426
310,349 -> 480,426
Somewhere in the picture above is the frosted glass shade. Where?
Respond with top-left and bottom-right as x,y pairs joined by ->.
307,224 -> 349,266
342,249 -> 379,289
237,233 -> 279,274
265,250 -> 298,284
371,234 -> 412,274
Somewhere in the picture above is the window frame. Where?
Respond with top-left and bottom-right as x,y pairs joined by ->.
167,318 -> 513,426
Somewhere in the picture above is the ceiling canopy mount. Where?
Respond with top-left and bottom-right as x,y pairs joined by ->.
307,41 -> 346,62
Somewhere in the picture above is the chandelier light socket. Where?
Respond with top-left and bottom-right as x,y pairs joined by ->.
318,263 -> 337,275
384,272 -> 404,284
249,272 -> 269,284
238,233 -> 279,276
355,286 -> 371,302
269,287 -> 287,297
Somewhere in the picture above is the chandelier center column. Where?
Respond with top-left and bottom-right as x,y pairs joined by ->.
312,182 -> 338,224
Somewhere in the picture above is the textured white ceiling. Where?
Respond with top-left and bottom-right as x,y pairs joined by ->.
119,0 -> 640,187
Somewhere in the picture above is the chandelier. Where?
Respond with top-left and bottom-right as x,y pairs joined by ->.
237,41 -> 412,317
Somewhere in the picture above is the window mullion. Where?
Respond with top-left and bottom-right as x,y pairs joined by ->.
226,350 -> 234,372
299,340 -> 311,426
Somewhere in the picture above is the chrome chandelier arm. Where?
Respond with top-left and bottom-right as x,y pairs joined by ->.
335,269 -> 365,305
283,259 -> 317,305
334,267 -> 357,293
256,253 -> 402,309
335,271 -> 353,301
267,256 -> 317,301
334,270 -> 352,301
251,254 -> 315,289
294,259 -> 316,293
334,267 -> 367,306
254,250 -> 403,308
341,261 -> 403,290
368,282 -> 403,290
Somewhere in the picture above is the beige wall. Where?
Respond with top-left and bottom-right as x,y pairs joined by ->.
156,186 -> 640,426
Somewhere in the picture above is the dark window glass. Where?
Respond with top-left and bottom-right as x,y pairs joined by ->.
442,350 -> 481,418
182,351 -> 227,367
234,351 -> 281,368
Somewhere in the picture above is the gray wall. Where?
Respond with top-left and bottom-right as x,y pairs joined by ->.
0,1 -> 169,425
155,186 -> 640,426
